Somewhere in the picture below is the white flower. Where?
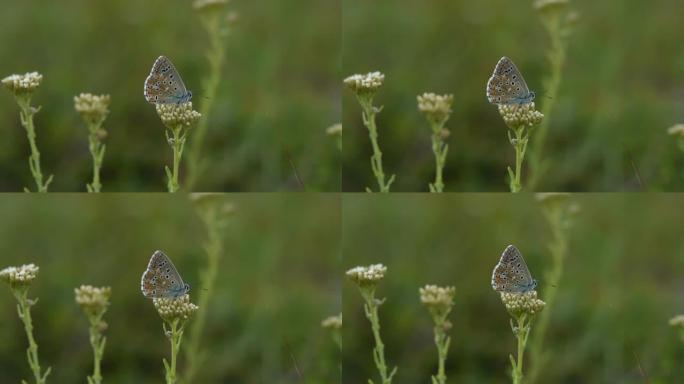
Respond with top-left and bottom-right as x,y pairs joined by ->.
344,71 -> 385,94
156,102 -> 202,129
0,264 -> 39,286
417,93 -> 453,125
153,294 -> 199,322
500,290 -> 546,316
2,72 -> 43,94
346,264 -> 387,287
498,102 -> 544,128
75,285 -> 111,317
667,124 -> 684,137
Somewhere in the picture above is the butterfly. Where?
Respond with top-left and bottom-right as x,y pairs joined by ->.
140,250 -> 190,299
491,245 -> 538,293
486,56 -> 535,105
144,56 -> 193,105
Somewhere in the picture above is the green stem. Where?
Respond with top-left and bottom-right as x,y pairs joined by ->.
87,315 -> 105,384
508,127 -> 529,193
431,325 -> 450,384
429,122 -> 448,193
527,13 -> 567,190
359,100 -> 394,193
511,314 -> 530,384
182,208 -> 223,384
167,127 -> 186,193
164,319 -> 184,384
17,98 -> 51,193
13,288 -> 50,384
186,12 -> 226,190
361,290 -> 396,384
86,126 -> 105,193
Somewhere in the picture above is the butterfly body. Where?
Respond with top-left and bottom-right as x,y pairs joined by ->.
486,57 -> 535,105
141,250 -> 190,299
491,245 -> 537,293
144,56 -> 193,105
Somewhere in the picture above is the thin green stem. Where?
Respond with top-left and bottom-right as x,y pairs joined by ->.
163,319 -> 184,384
510,314 -> 530,384
13,288 -> 50,384
86,124 -> 105,193
361,289 -> 396,384
86,314 -> 106,384
359,99 -> 394,193
508,127 -> 529,193
431,325 -> 450,384
187,12 -> 226,190
429,122 -> 448,193
166,127 -> 186,193
16,98 -> 52,193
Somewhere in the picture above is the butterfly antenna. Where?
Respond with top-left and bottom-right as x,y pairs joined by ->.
284,338 -> 304,382
632,349 -> 650,383
285,149 -> 305,191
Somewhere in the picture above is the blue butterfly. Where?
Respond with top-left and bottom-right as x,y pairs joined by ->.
486,57 -> 535,105
491,245 -> 537,293
144,56 -> 193,105
140,250 -> 190,299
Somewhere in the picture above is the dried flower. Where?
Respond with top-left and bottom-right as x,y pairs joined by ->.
153,294 -> 199,323
0,264 -> 39,288
346,264 -> 387,289
417,93 -> 453,126
344,71 -> 385,96
498,103 -> 544,129
326,123 -> 342,137
2,72 -> 43,96
420,285 -> 455,330
75,285 -> 111,319
156,102 -> 202,129
74,93 -> 111,126
500,291 -> 546,317
321,313 -> 343,330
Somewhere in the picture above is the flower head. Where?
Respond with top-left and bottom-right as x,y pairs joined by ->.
153,294 -> 199,323
346,264 -> 387,289
193,0 -> 229,12
321,313 -> 342,330
667,124 -> 684,137
156,102 -> 202,129
74,93 -> 111,126
0,264 -> 39,288
75,285 -> 111,319
2,72 -> 43,96
344,72 -> 385,98
326,123 -> 342,137
534,0 -> 569,13
498,103 -> 544,129
670,315 -> 684,328
500,291 -> 546,317
420,285 -> 455,326
417,93 -> 453,126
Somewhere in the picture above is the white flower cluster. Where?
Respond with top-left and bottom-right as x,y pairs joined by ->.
669,314 -> 684,328
417,93 -> 453,125
0,264 -> 39,286
498,102 -> 544,129
153,294 -> 199,322
344,71 -> 385,94
419,285 -> 455,308
321,313 -> 342,330
75,285 -> 111,316
1,72 -> 43,94
74,93 -> 111,123
500,290 -> 546,316
667,124 -> 684,137
346,264 -> 387,287
156,102 -> 202,129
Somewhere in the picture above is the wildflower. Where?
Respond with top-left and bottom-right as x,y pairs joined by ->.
153,294 -> 199,323
326,123 -> 342,137
193,0 -> 229,12
0,264 -> 39,288
321,313 -> 342,330
344,71 -> 385,97
498,103 -> 544,129
2,72 -> 43,96
75,285 -> 111,319
667,124 -> 684,137
419,285 -> 455,325
156,102 -> 202,129
74,93 -> 111,126
500,291 -> 546,317
346,264 -> 387,289
670,315 -> 684,328
534,0 -> 570,13
417,93 -> 453,126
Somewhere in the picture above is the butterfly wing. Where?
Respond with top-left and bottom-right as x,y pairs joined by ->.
144,56 -> 189,104
486,57 -> 532,104
491,245 -> 535,292
140,250 -> 187,298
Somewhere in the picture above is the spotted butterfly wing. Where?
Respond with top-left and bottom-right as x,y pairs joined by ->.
144,56 -> 192,105
141,250 -> 190,299
491,245 -> 537,293
486,57 -> 535,105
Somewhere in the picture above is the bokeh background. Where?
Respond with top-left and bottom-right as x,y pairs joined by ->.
342,194 -> 684,383
342,0 -> 684,191
0,0 -> 340,192
0,194 -> 341,383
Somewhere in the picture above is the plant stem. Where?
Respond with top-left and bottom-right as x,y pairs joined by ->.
429,122 -> 448,193
431,325 -> 450,384
361,290 -> 396,384
166,127 -> 186,193
86,128 -> 105,193
527,205 -> 569,384
87,314 -> 106,384
527,13 -> 567,190
510,314 -> 530,384
186,12 -> 226,190
182,207 -> 223,384
508,127 -> 529,193
13,288 -> 50,384
17,98 -> 52,193
163,319 -> 184,384
359,100 -> 394,193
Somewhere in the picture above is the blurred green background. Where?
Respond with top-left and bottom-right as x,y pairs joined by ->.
342,0 -> 684,191
0,194 -> 340,383
342,194 -> 684,383
0,0 -> 340,192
